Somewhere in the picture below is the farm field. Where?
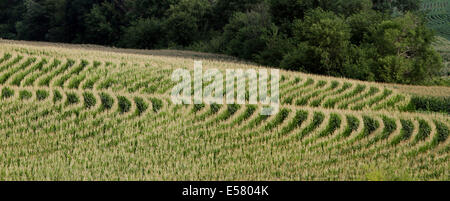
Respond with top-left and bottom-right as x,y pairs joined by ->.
423,0 -> 450,40
0,40 -> 448,180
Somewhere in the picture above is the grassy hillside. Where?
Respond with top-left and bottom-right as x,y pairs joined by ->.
0,40 -> 448,180
423,0 -> 450,40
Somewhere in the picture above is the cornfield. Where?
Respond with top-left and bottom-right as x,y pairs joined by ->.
0,40 -> 448,180
422,0 -> 450,40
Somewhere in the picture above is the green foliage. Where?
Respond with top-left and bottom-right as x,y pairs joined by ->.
323,84 -> 366,108
120,18 -> 166,49
99,92 -> 114,110
53,90 -> 62,103
281,9 -> 351,75
317,113 -> 342,138
208,103 -> 221,115
55,60 -> 88,87
0,0 -> 441,84
97,77 -> 117,89
240,105 -> 257,122
264,108 -> 290,131
0,57 -> 36,84
65,92 -> 79,105
279,110 -> 308,136
117,96 -> 131,114
165,0 -> 213,47
342,115 -> 359,138
367,115 -> 396,146
407,96 -> 450,114
297,112 -> 325,140
36,89 -> 49,101
0,53 -> 12,64
391,119 -> 414,145
83,2 -> 125,45
359,116 -> 379,139
12,58 -> 47,86
364,165 -> 411,181
15,0 -> 49,40
193,103 -> 205,113
134,97 -> 148,115
414,119 -> 431,143
433,120 -> 449,145
83,92 -> 96,109
150,98 -> 163,113
220,4 -> 275,60
1,87 -> 14,99
39,59 -> 75,86
368,13 -> 443,84
19,90 -> 32,100
82,77 -> 99,89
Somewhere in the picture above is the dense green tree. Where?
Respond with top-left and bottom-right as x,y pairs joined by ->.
16,0 -> 49,40
44,0 -> 68,42
210,0 -> 264,30
368,13 -> 443,83
120,18 -> 166,49
221,4 -> 275,60
346,10 -> 384,45
334,0 -> 373,16
0,0 -> 25,39
123,0 -> 178,19
372,0 -> 421,13
84,1 -> 126,45
164,0 -> 213,46
281,9 -> 351,76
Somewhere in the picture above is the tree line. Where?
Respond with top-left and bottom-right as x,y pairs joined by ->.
0,0 -> 444,84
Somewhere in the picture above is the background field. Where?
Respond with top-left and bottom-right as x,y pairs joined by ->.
423,0 -> 450,40
0,40 -> 448,180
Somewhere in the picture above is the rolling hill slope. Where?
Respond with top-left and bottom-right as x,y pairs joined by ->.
0,40 -> 448,180
423,0 -> 450,40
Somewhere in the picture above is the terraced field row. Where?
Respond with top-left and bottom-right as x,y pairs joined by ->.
0,52 -> 411,112
422,0 -> 450,40
0,92 -> 448,180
